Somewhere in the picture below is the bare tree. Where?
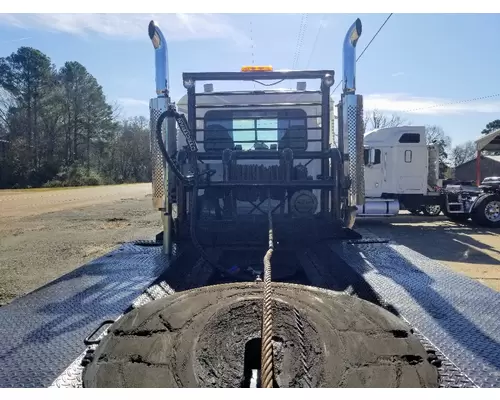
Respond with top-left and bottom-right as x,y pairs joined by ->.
363,109 -> 409,131
0,88 -> 16,138
425,125 -> 451,147
425,125 -> 452,178
109,100 -> 124,122
451,141 -> 476,167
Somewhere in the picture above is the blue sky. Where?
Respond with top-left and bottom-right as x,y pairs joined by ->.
0,13 -> 499,147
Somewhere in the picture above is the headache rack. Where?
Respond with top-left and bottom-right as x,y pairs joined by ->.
183,69 -> 334,157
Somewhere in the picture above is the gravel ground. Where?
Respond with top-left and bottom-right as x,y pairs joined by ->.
1,185 -> 498,306
0,183 -> 161,306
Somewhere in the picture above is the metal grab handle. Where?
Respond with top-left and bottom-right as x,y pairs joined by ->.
84,320 -> 115,346
383,152 -> 387,182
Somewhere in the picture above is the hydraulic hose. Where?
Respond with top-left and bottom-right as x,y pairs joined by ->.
155,109 -> 190,183
189,173 -> 255,282
155,107 -> 255,281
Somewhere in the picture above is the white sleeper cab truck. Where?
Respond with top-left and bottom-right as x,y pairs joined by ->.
359,126 -> 442,218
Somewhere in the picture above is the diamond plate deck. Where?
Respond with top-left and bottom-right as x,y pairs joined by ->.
0,243 -> 169,388
51,268 -> 477,388
329,241 -> 500,388
50,280 -> 176,388
2,235 -> 499,388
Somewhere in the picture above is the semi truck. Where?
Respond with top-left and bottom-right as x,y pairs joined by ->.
439,176 -> 500,227
358,125 -> 500,227
354,126 -> 500,227
357,125 -> 442,218
435,128 -> 500,227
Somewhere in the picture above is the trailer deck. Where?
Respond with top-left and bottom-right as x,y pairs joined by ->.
0,231 -> 499,388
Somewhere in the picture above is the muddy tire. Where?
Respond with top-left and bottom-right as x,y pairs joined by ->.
470,193 -> 500,228
82,282 -> 439,388
422,205 -> 441,217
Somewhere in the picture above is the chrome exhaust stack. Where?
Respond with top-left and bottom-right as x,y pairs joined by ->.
339,18 -> 364,228
148,20 -> 174,256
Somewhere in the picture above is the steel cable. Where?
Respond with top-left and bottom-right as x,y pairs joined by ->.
260,194 -> 275,388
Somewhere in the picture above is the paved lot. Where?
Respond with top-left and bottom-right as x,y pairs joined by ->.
356,213 -> 500,292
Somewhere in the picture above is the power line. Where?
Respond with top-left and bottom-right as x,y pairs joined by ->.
332,13 -> 394,95
402,93 -> 500,113
250,19 -> 255,89
305,15 -> 326,69
325,15 -> 500,118
290,13 -> 309,89
331,79 -> 342,95
250,19 -> 255,66
356,13 -> 393,63
292,14 -> 309,70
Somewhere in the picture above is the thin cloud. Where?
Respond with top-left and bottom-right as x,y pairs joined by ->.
0,13 -> 250,45
391,72 -> 404,77
363,93 -> 500,115
117,97 -> 149,118
2,36 -> 31,43
319,16 -> 332,29
118,98 -> 149,107
121,93 -> 500,119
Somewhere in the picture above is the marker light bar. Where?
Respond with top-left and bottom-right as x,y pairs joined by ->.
241,65 -> 273,72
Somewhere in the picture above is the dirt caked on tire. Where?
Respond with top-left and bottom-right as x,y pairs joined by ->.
82,282 -> 439,388
470,193 -> 500,228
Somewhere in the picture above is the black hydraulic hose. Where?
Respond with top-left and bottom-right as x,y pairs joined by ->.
156,110 -> 189,183
155,108 -> 253,281
189,166 -> 254,281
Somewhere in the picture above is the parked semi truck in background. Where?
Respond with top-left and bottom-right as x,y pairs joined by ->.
359,125 -> 500,227
357,125 -> 442,218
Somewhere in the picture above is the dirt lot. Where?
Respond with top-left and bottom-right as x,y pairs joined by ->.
356,214 -> 500,292
0,183 -> 161,306
1,185 -> 499,306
